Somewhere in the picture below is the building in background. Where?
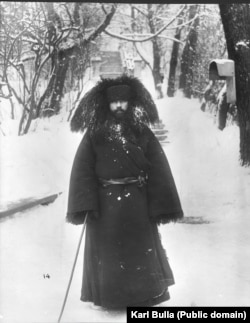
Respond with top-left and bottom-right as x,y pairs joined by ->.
90,50 -> 143,80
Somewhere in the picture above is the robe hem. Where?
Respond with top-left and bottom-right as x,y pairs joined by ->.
80,286 -> 171,309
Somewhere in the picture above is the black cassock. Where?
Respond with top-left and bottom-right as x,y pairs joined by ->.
67,126 -> 183,308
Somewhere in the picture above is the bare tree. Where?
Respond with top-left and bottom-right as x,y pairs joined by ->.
0,3 -> 51,135
179,4 -> 200,98
40,3 -> 116,117
192,5 -> 226,100
219,3 -> 250,166
167,8 -> 186,97
104,4 -> 186,94
0,2 -> 116,135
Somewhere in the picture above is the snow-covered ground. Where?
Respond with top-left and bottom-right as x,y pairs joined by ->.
0,94 -> 250,323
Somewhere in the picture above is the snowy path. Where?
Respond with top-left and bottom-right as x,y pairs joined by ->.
0,96 -> 250,323
157,97 -> 250,307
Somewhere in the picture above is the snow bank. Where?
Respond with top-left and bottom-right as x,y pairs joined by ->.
156,96 -> 250,307
0,117 -> 82,208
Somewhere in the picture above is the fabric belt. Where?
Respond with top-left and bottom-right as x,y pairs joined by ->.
99,174 -> 148,188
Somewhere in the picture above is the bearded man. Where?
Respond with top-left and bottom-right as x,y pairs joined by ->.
66,75 -> 184,309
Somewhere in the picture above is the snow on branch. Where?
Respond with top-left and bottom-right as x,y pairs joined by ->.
121,33 -> 184,45
85,4 -> 117,43
131,5 -> 148,18
104,5 -> 185,43
160,13 -> 202,30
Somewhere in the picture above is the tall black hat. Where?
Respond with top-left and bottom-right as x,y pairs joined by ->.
70,74 -> 159,132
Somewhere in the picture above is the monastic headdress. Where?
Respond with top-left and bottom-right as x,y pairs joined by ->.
106,84 -> 132,103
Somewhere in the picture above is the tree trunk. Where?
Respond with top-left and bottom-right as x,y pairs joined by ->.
167,25 -> 182,97
152,40 -> 164,98
148,4 -> 163,98
41,2 -> 66,117
219,4 -> 250,166
40,2 -> 115,117
217,87 -> 229,131
10,97 -> 15,119
42,49 -> 70,117
179,5 -> 199,98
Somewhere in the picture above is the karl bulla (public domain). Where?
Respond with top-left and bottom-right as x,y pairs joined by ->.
129,310 -> 246,320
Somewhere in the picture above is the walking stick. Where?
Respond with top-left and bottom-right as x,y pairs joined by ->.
57,214 -> 88,323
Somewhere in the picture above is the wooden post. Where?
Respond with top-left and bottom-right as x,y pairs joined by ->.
226,76 -> 236,103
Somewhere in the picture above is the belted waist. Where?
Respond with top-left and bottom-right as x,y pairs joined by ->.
99,174 -> 148,188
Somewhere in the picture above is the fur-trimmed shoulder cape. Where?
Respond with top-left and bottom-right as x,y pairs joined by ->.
70,75 -> 159,133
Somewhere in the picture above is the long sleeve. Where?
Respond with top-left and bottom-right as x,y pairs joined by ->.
145,128 -> 184,224
66,131 -> 99,224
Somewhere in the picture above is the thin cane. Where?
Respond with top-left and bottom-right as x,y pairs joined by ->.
57,214 -> 88,323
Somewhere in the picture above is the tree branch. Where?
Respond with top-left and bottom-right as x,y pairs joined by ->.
86,4 -> 117,43
119,33 -> 184,44
158,12 -> 202,30
0,51 -> 30,95
131,4 -> 148,18
104,5 -> 185,43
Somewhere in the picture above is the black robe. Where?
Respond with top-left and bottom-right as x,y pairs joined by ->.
67,126 -> 183,308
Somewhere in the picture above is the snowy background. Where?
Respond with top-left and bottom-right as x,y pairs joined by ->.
0,85 -> 250,322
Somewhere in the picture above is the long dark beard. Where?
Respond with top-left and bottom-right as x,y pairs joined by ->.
90,105 -> 147,145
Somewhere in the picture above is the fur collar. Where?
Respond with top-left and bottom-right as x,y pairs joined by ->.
70,74 -> 159,133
